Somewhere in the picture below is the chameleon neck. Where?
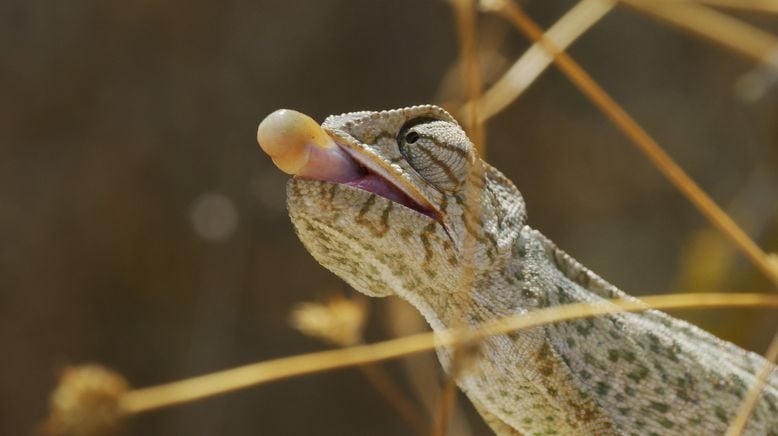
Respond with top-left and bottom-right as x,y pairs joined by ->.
403,226 -> 778,435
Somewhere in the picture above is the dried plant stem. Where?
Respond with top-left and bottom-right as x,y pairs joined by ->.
623,0 -> 778,67
469,0 -> 615,122
432,336 -> 475,436
384,299 -> 475,435
120,293 -> 778,415
726,330 -> 778,435
449,2 -> 489,429
688,0 -> 778,14
491,0 -> 778,287
432,375 -> 458,436
470,0 -> 778,124
450,0 -> 489,411
451,0 -> 486,155
358,364 -> 429,436
290,296 -> 426,434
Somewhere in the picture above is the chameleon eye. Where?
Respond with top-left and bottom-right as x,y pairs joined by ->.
405,131 -> 420,144
397,118 -> 471,192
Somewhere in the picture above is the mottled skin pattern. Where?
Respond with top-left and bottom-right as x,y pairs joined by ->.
285,105 -> 778,435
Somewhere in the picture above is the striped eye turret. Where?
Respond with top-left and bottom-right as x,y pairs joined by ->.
397,118 -> 472,192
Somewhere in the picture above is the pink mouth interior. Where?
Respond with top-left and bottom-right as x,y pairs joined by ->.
345,173 -> 430,215
296,145 -> 433,217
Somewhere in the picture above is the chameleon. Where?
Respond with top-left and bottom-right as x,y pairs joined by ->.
257,105 -> 778,435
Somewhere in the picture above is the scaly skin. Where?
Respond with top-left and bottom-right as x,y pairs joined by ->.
277,105 -> 778,435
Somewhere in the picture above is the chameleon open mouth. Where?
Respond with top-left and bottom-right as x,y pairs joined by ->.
257,108 -> 437,220
300,143 -> 437,220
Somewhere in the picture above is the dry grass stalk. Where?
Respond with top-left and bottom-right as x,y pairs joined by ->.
291,296 -> 428,435
118,293 -> 778,415
470,0 -> 778,124
623,0 -> 778,68
469,0 -> 616,122
432,376 -> 459,436
487,0 -> 778,287
432,330 -> 479,436
451,0 -> 486,155
357,364 -> 429,436
444,1 -> 491,430
726,330 -> 778,435
384,299 -> 477,436
688,0 -> 778,14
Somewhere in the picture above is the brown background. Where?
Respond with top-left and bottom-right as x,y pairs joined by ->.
2,1 -> 777,435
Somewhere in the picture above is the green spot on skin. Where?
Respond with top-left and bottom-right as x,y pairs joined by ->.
582,351 -> 606,370
607,349 -> 620,362
566,337 -> 576,348
556,286 -> 571,304
618,407 -> 631,416
765,393 -> 777,412
596,381 -> 611,396
677,388 -> 692,402
624,386 -> 636,396
627,365 -> 650,383
651,360 -> 666,376
649,401 -> 670,413
715,406 -> 728,423
575,319 -> 594,337
729,374 -> 747,399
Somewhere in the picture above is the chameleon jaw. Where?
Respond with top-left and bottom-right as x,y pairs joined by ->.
332,143 -> 443,222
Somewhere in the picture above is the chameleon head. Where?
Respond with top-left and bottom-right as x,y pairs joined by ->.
258,105 -> 526,303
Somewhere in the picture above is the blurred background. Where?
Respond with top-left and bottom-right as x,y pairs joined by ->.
2,0 -> 777,435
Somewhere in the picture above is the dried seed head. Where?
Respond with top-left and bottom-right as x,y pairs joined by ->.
291,296 -> 368,347
42,364 -> 129,436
